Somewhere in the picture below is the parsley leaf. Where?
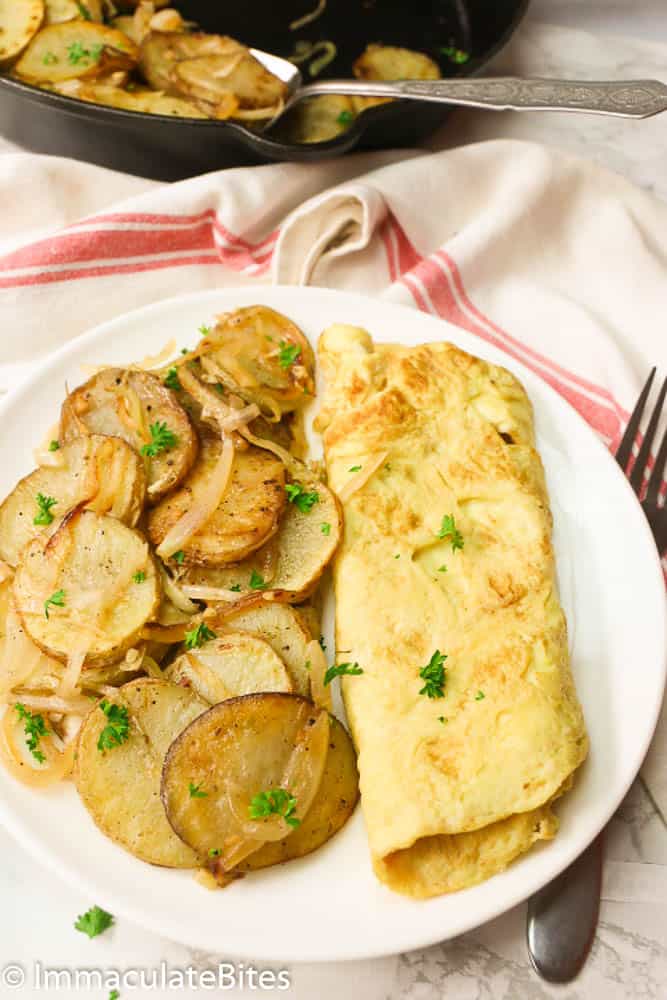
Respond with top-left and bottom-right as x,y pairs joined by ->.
15,703 -> 49,764
199,324 -> 211,337
132,571 -> 146,584
438,564 -> 448,573
74,905 -> 114,939
249,569 -> 267,590
189,782 -> 208,799
318,635 -> 326,651
141,421 -> 178,457
249,788 -> 300,829
278,341 -> 301,369
184,622 -> 217,650
230,583 -> 241,592
438,716 -> 447,724
324,661 -> 363,686
475,690 -> 485,701
97,701 -> 130,753
440,46 -> 470,64
42,51 -> 58,65
349,465 -> 361,473
436,514 -> 464,551
172,550 -> 185,565
209,848 -> 221,857
48,439 -> 60,451
285,482 -> 319,513
34,492 -> 57,526
109,991 -> 120,1000
320,522 -> 331,535
44,589 -> 65,619
419,650 -> 447,699
164,366 -> 181,391
337,109 -> 354,125
67,40 -> 103,65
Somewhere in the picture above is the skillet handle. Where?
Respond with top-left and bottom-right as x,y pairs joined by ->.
298,77 -> 667,119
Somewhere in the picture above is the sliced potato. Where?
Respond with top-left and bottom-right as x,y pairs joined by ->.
181,462 -> 341,601
147,442 -> 286,567
110,14 -> 138,43
76,678 -> 206,867
210,600 -> 314,697
166,631 -> 292,703
52,79 -> 207,117
353,43 -> 440,82
162,693 -> 329,865
45,0 -> 103,25
0,0 -> 44,68
0,434 -> 147,567
240,715 -> 359,871
14,20 -> 137,83
13,509 -> 160,667
60,367 -> 197,502
282,94 -> 356,144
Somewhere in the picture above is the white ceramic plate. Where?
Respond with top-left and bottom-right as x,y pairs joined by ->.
0,287 -> 664,963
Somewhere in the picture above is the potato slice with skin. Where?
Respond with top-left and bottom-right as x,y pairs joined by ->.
353,43 -> 440,82
166,631 -> 292,703
76,678 -> 206,867
147,441 -> 286,567
282,95 -> 356,144
13,509 -> 160,668
52,80 -> 207,117
45,0 -> 103,25
209,600 -> 313,697
0,434 -> 146,567
239,715 -> 359,872
181,465 -> 342,601
14,21 -> 137,84
162,693 -> 329,867
60,367 -> 197,503
0,1 -> 44,68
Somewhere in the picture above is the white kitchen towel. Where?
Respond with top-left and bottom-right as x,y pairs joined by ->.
0,139 -> 666,460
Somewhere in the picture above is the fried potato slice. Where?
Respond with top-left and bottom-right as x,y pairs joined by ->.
52,79 -> 207,117
0,0 -> 44,68
162,693 -> 330,866
147,442 -> 286,567
45,0 -> 103,24
13,509 -> 160,667
14,21 -> 138,82
239,715 -> 359,871
60,367 -> 197,503
166,631 -> 292,703
181,463 -> 341,601
0,434 -> 147,567
210,600 -> 314,697
281,95 -> 356,144
76,678 -> 206,867
353,43 -> 440,82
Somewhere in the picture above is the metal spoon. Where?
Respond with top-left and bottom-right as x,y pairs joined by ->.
252,51 -> 667,127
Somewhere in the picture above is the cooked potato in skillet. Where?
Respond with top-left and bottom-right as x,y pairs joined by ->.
166,631 -> 293,702
353,43 -> 440,83
147,442 -> 286,567
52,79 -> 206,117
45,0 -> 103,25
76,678 -> 206,867
283,95 -> 357,145
0,434 -> 146,567
0,1 -> 44,69
14,21 -> 137,83
13,508 -> 160,668
60,367 -> 197,502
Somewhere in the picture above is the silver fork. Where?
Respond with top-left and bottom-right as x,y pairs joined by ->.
527,368 -> 667,982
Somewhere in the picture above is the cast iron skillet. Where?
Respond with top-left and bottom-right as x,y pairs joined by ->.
0,0 -> 529,180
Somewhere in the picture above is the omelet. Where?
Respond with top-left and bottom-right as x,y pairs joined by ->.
315,325 -> 588,898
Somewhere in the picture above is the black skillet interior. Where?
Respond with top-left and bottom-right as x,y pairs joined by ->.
0,0 -> 530,179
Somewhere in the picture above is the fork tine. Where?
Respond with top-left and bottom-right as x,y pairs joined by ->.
645,398 -> 667,507
630,375 -> 667,493
616,367 -> 656,472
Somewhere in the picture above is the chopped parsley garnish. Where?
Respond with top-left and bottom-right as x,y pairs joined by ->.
34,492 -> 57,526
44,589 -> 65,619
76,1 -> 93,19
475,690 -> 485,701
349,465 -> 361,473
184,622 -> 217,650
48,439 -> 60,451
209,848 -> 221,857
318,635 -> 326,651
74,905 -> 114,939
324,661 -> 363,686
42,52 -> 58,65
285,482 -> 319,513
172,550 -> 185,565
230,583 -> 242,592
438,716 -> 448,724
419,650 -> 447,699
141,421 -> 178,457
67,41 -> 103,66
438,564 -> 448,573
15,703 -> 49,764
436,514 -> 464,551
249,788 -> 300,829
394,553 -> 400,560
164,366 -> 181,391
198,324 -> 211,337
132,570 -> 146,584
249,569 -> 267,590
97,701 -> 130,753
109,991 -> 120,1000
440,46 -> 470,64
320,522 -> 331,535
189,782 -> 208,799
337,109 -> 354,125
304,659 -> 311,672
277,341 -> 301,369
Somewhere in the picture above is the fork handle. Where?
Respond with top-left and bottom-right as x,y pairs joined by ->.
298,77 -> 667,119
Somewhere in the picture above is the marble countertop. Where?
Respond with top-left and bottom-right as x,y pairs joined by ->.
1,4 -> 666,999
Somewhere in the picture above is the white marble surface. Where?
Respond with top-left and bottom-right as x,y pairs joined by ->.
1,4 -> 667,999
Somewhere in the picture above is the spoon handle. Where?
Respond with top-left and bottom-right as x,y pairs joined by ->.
298,77 -> 667,119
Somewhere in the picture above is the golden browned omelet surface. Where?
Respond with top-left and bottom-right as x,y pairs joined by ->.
316,325 -> 588,896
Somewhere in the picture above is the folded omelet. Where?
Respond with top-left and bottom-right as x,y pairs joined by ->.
315,325 -> 587,898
